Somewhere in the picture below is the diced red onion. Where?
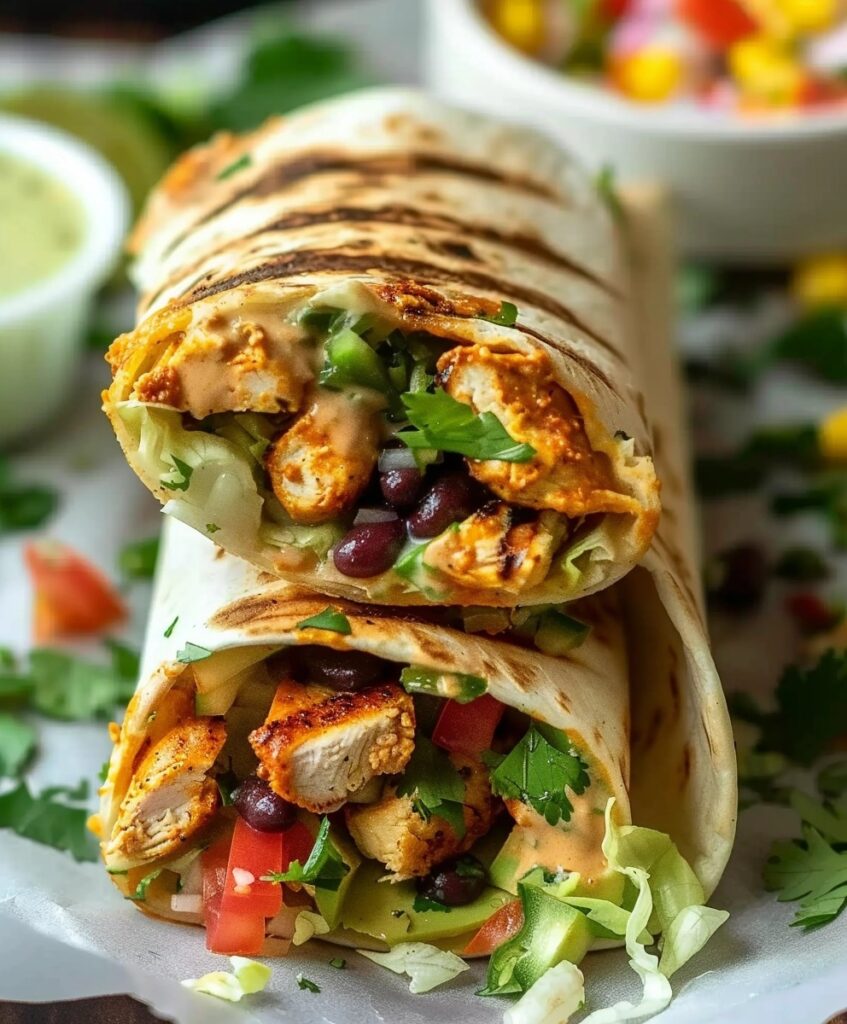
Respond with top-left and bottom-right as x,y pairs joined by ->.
378,447 -> 418,472
170,894 -> 203,915
353,507 -> 400,525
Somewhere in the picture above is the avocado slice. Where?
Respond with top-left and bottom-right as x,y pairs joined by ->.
311,825 -> 362,930
341,860 -> 511,945
490,823 -> 624,904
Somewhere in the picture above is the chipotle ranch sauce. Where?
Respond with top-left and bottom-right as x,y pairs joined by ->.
0,151 -> 84,298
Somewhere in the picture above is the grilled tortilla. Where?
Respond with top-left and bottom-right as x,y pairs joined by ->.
103,88 -> 659,607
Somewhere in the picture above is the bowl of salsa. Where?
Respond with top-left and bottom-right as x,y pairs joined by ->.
426,0 -> 847,260
0,115 -> 129,446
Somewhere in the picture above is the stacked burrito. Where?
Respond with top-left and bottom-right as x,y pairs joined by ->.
92,89 -> 736,1006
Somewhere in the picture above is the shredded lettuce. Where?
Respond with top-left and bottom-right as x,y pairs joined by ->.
503,961 -> 585,1024
559,526 -> 613,592
357,942 -> 469,994
118,404 -> 263,554
182,956 -> 271,1002
259,519 -> 343,557
292,910 -> 330,946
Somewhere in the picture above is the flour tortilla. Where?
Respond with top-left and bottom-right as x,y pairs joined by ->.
103,88 -> 659,606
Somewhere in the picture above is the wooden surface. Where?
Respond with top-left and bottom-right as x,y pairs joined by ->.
0,997 -> 167,1024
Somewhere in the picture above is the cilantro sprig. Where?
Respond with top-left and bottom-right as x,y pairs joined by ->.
160,456 -> 193,492
486,723 -> 589,826
396,736 -> 468,837
118,536 -> 160,580
0,781 -> 97,861
765,826 -> 847,931
263,817 -> 348,891
399,390 -> 536,463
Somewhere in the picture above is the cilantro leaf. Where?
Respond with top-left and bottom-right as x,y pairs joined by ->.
789,789 -> 847,844
296,974 -> 320,993
296,608 -> 352,635
399,390 -> 535,463
118,536 -> 160,580
479,301 -> 519,327
0,715 -> 36,777
0,782 -> 97,861
759,650 -> 847,766
0,457 -> 59,534
396,736 -> 467,838
25,649 -> 136,721
161,456 -> 193,492
263,817 -> 348,891
176,642 -> 212,664
487,724 -> 589,826
328,957 -> 346,969
412,893 -> 452,914
217,153 -> 252,180
764,826 -> 847,931
164,616 -> 179,639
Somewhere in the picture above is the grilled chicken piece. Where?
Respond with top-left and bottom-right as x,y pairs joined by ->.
104,717 -> 226,868
423,501 -> 563,594
265,390 -> 380,524
439,346 -> 631,517
249,681 -> 415,813
345,753 -> 497,879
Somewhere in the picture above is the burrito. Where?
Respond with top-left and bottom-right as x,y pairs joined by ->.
103,88 -> 660,607
92,519 -> 734,996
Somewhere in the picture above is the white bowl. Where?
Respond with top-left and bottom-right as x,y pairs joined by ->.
425,0 -> 847,262
0,115 -> 129,447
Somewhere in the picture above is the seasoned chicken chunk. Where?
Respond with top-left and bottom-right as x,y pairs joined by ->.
345,754 -> 497,879
104,717 -> 226,868
423,501 -> 563,594
265,390 -> 380,524
439,346 -> 632,517
249,682 -> 415,813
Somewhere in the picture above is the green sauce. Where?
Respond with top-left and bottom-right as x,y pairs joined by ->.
0,151 -> 85,298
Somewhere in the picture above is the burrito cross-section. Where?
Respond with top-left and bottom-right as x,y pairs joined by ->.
103,89 -> 660,607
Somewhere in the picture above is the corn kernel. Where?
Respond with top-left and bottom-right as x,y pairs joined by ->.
611,47 -> 684,103
792,254 -> 847,309
487,0 -> 546,55
775,0 -> 838,34
729,34 -> 805,106
819,406 -> 847,462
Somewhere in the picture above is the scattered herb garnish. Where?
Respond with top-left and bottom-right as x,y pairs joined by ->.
176,642 -> 213,664
296,974 -> 320,994
412,893 -> 452,914
774,546 -> 830,583
732,650 -> 847,766
0,781 -> 97,861
0,715 -> 36,777
479,301 -> 519,327
0,457 -> 59,534
396,736 -> 467,838
118,536 -> 160,580
206,523 -> 221,535
399,390 -> 536,463
486,723 -> 589,826
164,616 -> 179,639
160,456 -> 193,492
764,826 -> 847,931
296,608 -> 352,635
328,957 -> 346,970
263,817 -> 348,891
216,153 -> 253,180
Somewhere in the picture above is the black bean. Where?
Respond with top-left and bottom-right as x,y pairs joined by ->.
333,519 -> 405,577
408,472 -> 479,538
289,644 -> 388,690
417,855 -> 487,907
233,776 -> 296,832
380,467 -> 423,509
705,542 -> 769,611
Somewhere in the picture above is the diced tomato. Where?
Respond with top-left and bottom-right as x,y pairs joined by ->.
463,899 -> 524,956
24,540 -> 125,642
677,0 -> 757,48
221,818 -> 285,920
432,694 -> 505,757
